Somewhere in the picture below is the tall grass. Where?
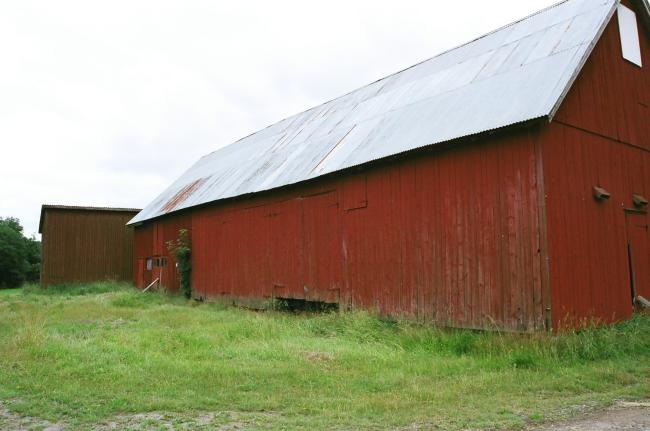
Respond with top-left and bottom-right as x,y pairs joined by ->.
0,282 -> 648,430
0,288 -> 20,295
299,309 -> 650,365
21,280 -> 132,296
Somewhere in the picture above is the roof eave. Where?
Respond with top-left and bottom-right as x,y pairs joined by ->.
129,116 -> 547,226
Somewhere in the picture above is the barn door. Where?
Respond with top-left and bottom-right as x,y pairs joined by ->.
301,192 -> 343,304
266,200 -> 303,301
625,212 -> 650,303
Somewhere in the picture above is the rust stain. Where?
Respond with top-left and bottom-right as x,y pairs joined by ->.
161,178 -> 208,213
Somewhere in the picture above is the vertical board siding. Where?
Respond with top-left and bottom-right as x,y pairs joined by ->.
545,2 -> 650,328
542,124 -> 650,327
133,214 -> 191,291
136,127 -> 545,331
132,6 -> 650,331
128,2 -> 650,331
626,213 -> 650,301
41,209 -> 137,287
302,192 -> 344,304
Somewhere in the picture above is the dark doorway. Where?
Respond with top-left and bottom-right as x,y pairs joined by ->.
625,211 -> 650,303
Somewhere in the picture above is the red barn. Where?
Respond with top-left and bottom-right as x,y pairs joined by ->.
130,0 -> 650,331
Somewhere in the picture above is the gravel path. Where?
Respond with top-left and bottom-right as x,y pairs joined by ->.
531,402 -> 650,431
1,400 -> 649,430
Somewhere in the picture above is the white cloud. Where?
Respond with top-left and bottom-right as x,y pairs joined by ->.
0,0 -> 558,236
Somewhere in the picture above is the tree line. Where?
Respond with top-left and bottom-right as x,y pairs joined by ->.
0,217 -> 40,288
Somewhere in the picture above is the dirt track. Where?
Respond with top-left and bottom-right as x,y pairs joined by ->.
1,400 -> 649,430
531,402 -> 650,431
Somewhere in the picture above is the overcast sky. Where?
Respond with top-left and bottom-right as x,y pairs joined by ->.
1,0 -> 559,237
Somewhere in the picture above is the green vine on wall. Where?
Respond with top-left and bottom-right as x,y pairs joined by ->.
166,229 -> 192,299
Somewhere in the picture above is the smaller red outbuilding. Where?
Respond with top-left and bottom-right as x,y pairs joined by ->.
39,205 -> 140,287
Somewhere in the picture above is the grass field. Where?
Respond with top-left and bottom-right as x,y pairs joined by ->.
0,282 -> 649,430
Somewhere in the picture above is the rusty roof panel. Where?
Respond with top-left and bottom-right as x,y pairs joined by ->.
159,178 -> 209,214
129,0 -> 620,225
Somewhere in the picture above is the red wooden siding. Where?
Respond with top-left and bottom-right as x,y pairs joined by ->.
137,126 -> 547,331
626,212 -> 650,301
40,209 -> 138,287
132,2 -> 649,332
133,214 -> 191,291
555,0 -> 650,151
543,1 -> 650,328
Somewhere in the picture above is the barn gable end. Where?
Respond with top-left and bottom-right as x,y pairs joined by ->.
541,0 -> 650,328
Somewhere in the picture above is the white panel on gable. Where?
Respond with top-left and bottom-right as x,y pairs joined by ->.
618,5 -> 643,67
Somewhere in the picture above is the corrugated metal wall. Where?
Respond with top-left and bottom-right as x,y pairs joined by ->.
543,1 -> 650,328
41,209 -> 137,287
136,126 -> 547,331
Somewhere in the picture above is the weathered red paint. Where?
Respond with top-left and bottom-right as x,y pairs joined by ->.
135,126 -> 546,331
133,213 -> 191,291
542,0 -> 650,328
626,212 -> 650,302
133,2 -> 649,331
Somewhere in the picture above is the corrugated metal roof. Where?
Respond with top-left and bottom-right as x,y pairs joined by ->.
130,0 -> 620,225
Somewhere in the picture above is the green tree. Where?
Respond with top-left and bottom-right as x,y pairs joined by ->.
0,223 -> 28,288
24,237 -> 41,283
0,217 -> 41,288
1,217 -> 23,234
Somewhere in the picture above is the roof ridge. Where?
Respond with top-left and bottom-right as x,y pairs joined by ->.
41,204 -> 141,212
368,0 -> 572,83
204,0 -> 573,158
